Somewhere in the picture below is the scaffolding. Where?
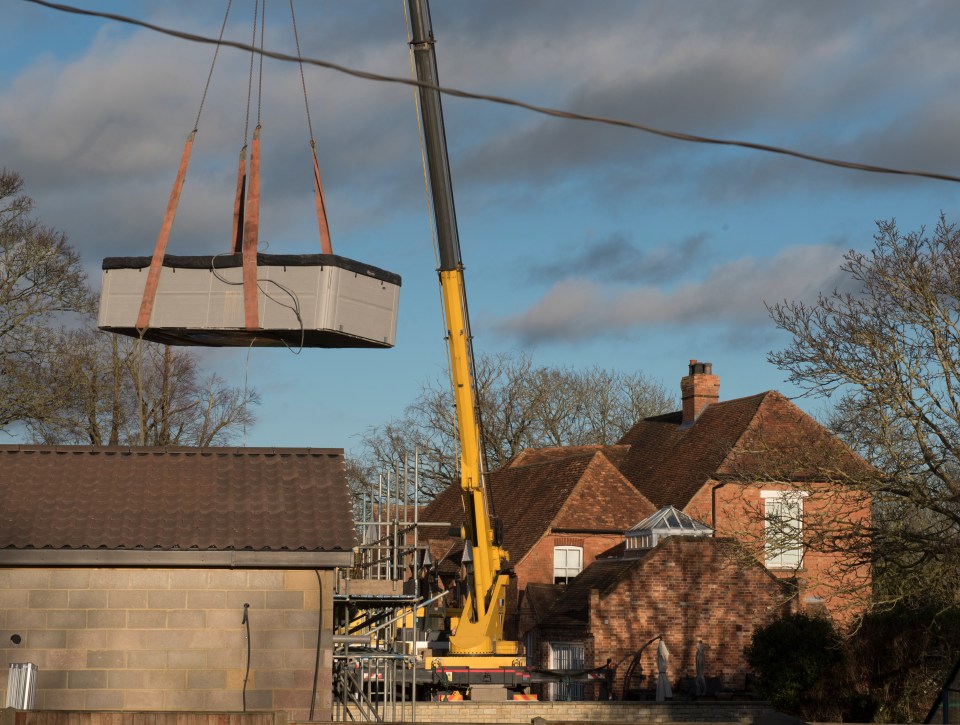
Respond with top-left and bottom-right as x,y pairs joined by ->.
333,452 -> 448,721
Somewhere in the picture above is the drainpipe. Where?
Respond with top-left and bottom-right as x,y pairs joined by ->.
710,481 -> 729,531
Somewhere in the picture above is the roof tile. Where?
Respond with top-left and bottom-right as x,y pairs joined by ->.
421,448 -> 653,567
616,391 -> 870,508
0,446 -> 355,553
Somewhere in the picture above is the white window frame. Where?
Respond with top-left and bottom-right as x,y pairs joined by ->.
761,490 -> 808,570
553,545 -> 583,584
548,641 -> 585,701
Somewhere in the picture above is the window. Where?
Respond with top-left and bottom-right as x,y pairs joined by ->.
554,546 -> 583,584
548,642 -> 585,701
762,491 -> 807,569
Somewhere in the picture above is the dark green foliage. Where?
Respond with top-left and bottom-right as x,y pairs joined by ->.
746,613 -> 842,714
746,606 -> 960,722
847,603 -> 960,723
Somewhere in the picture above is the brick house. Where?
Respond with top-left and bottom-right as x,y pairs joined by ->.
615,361 -> 873,621
522,535 -> 791,699
421,446 -> 656,638
421,360 -> 870,698
0,446 -> 354,720
425,361 -> 869,625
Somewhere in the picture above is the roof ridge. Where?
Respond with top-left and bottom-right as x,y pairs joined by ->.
0,446 -> 354,555
0,445 -> 344,456
498,448 -> 600,472
641,390 -> 773,423
714,390 -> 775,406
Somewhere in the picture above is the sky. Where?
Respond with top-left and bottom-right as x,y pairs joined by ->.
3,0 -> 960,456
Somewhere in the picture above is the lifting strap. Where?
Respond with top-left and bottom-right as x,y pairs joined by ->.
230,145 -> 247,254
135,0 -> 232,333
136,131 -> 196,331
242,125 -> 262,330
311,141 -> 333,255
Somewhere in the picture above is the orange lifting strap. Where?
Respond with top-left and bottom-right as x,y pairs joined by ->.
135,0 -> 336,337
136,131 -> 196,332
311,141 -> 333,255
242,125 -> 262,330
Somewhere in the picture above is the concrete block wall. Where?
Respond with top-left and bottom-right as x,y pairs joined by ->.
0,568 -> 334,721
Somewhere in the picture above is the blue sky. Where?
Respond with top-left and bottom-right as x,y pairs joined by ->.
4,1 -> 960,454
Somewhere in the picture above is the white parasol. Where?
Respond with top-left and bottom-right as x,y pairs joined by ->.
656,637 -> 672,701
695,641 -> 707,696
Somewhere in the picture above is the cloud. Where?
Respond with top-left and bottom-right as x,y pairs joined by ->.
498,244 -> 848,344
442,1 -> 960,199
529,232 -> 708,285
9,0 -> 960,256
454,42 -> 791,189
694,95 -> 960,203
0,16 -> 428,261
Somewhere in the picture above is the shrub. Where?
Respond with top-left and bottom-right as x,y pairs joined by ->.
746,612 -> 843,715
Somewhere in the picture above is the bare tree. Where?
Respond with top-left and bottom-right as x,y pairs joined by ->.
30,329 -> 259,447
0,171 -> 258,447
0,170 -> 91,430
350,352 -> 674,498
768,215 -> 960,610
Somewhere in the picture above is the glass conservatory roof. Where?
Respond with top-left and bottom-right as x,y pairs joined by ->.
626,505 -> 713,536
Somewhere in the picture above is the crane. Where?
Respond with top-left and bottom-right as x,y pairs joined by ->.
404,2 -> 621,700
406,0 -> 519,664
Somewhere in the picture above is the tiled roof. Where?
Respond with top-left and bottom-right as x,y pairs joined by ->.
506,445 -> 629,469
541,558 -> 640,626
522,582 -> 563,621
0,446 -> 355,554
616,391 -> 870,508
420,449 -> 654,569
615,393 -> 769,508
716,392 -> 873,482
421,451 -> 597,567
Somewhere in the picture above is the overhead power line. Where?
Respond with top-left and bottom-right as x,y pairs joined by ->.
22,0 -> 960,185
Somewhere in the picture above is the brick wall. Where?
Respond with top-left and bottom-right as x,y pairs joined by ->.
517,533 -> 626,591
526,537 -> 789,698
591,538 -> 789,694
512,533 -> 625,640
0,567 -> 334,721
686,480 -> 872,625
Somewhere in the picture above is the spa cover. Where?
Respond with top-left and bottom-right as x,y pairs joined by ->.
98,253 -> 401,348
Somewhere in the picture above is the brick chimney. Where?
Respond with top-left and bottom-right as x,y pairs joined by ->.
681,359 -> 719,425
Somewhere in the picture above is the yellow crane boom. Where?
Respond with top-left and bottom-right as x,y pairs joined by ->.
407,0 -> 518,659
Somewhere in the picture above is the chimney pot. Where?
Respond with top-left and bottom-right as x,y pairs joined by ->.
681,360 -> 720,424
